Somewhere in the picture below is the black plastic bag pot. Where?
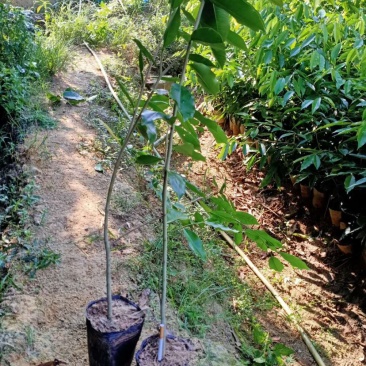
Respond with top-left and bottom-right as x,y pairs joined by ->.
86,295 -> 144,366
135,334 -> 195,366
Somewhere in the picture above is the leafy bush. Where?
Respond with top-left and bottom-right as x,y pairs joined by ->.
211,0 -> 366,237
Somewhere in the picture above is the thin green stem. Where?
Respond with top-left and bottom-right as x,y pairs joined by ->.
160,0 -> 206,358
103,48 -> 164,320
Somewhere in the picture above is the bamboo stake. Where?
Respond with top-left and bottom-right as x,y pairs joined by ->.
84,42 -> 131,121
219,231 -> 326,366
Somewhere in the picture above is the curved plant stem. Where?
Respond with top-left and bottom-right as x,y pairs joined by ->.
159,0 -> 206,358
102,45 -> 165,320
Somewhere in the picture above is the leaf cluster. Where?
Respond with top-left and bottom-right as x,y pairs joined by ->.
210,0 -> 366,240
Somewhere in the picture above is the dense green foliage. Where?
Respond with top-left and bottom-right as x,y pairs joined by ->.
0,4 -> 62,306
210,0 -> 366,246
0,5 -> 35,120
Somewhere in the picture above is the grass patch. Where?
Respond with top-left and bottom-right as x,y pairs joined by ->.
129,223 -> 295,364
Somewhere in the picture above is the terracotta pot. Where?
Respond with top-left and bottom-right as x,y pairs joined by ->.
229,119 -> 233,131
337,242 -> 352,254
312,188 -> 325,208
329,208 -> 342,227
300,184 -> 311,198
217,117 -> 225,125
339,221 -> 347,230
290,175 -> 298,186
232,121 -> 240,136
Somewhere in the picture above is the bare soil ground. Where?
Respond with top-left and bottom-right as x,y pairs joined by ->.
1,47 -> 365,366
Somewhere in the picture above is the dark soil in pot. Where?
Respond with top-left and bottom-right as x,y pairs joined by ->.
136,334 -> 199,366
86,295 -> 145,366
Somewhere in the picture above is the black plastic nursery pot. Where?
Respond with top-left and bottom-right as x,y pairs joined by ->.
135,334 -> 195,366
86,295 -> 144,366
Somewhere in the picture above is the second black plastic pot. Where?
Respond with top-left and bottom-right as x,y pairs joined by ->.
135,334 -> 194,366
86,295 -> 144,366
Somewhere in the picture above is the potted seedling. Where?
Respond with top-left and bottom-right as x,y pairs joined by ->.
87,1 -> 309,365
132,1 -> 268,364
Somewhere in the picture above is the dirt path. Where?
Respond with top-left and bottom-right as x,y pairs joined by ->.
1,48 -> 150,366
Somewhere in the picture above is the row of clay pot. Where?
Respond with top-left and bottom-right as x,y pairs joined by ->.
293,181 -> 345,228
216,114 -> 245,136
229,117 -> 245,135
292,180 -> 352,254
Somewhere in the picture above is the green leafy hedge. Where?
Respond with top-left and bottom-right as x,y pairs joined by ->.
213,1 -> 366,211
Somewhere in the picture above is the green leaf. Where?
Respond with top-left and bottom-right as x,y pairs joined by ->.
46,92 -> 61,105
194,111 -> 227,143
169,84 -> 195,121
282,91 -> 294,106
344,174 -> 356,194
290,46 -> 301,57
116,79 -> 135,108
331,43 -> 342,62
190,62 -> 220,95
201,2 -> 230,40
274,77 -> 286,95
183,229 -> 206,260
209,0 -> 265,31
246,229 -> 283,251
170,0 -> 183,8
235,211 -> 258,225
312,97 -> 321,113
205,221 -> 239,232
211,46 -> 226,68
300,154 -> 321,171
186,180 -> 206,198
163,7 -> 181,48
210,195 -> 233,211
97,119 -> 122,145
357,122 -> 366,149
226,30 -> 247,51
301,99 -> 313,109
210,210 -> 237,223
279,252 -> 309,269
263,49 -> 273,65
194,212 -> 205,226
273,343 -> 294,356
300,155 -> 314,171
269,257 -> 284,272
191,27 -> 224,47
182,8 -> 195,24
133,39 -> 154,64
345,176 -> 366,194
269,0 -> 283,5
141,110 -> 167,143
167,207 -> 188,223
301,34 -> 315,48
63,88 -> 85,105
189,54 -> 215,67
173,143 -> 206,161
175,125 -> 200,150
135,155 -> 163,165
233,223 -> 243,245
168,171 -> 186,199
